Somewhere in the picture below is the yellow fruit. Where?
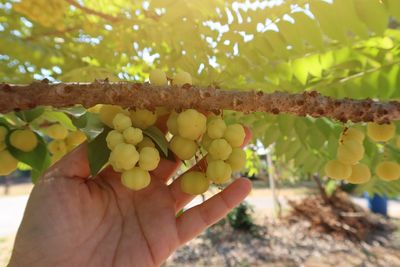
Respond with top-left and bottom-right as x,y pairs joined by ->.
208,139 -> 232,160
173,71 -> 192,86
149,69 -> 167,86
180,171 -> 209,195
139,147 -> 160,171
336,140 -> 364,165
137,136 -> 155,152
224,124 -> 245,148
87,104 -> 103,113
206,160 -> 232,184
324,160 -> 352,180
207,118 -> 227,139
347,163 -> 371,184
46,124 -> 68,140
177,109 -> 207,140
340,128 -> 365,144
99,105 -> 129,128
376,161 -> 400,181
113,113 -> 132,132
0,126 -> 7,142
0,141 -> 5,151
0,150 -> 18,175
130,109 -> 157,129
170,135 -> 198,160
48,140 -> 67,155
167,111 -> 179,135
367,122 -> 396,142
226,148 -> 247,171
121,167 -> 151,190
10,130 -> 38,152
106,130 -> 124,150
109,143 -> 139,171
201,134 -> 213,150
123,127 -> 143,145
65,131 -> 86,148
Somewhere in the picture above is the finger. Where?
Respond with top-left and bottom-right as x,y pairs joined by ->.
40,143 -> 90,181
176,178 -> 251,244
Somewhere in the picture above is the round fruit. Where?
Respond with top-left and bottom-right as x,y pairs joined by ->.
201,134 -> 213,150
177,109 -> 207,140
123,127 -> 143,145
224,124 -> 245,147
173,71 -> 192,86
130,109 -> 157,129
0,126 -> 7,142
207,118 -> 227,139
206,160 -> 232,184
99,105 -> 129,128
0,150 -> 18,175
139,147 -> 160,171
347,163 -> 371,184
48,140 -> 67,155
65,131 -> 86,148
46,124 -> 68,140
166,111 -> 179,135
208,139 -> 232,160
324,160 -> 352,180
106,130 -> 124,150
0,141 -> 5,151
170,135 -> 198,160
137,137 -> 156,152
340,128 -> 365,144
10,130 -> 38,152
149,69 -> 167,86
109,143 -> 139,171
121,167 -> 151,191
113,113 -> 132,132
226,148 -> 247,171
180,171 -> 209,195
376,161 -> 400,181
336,140 -> 364,165
367,122 -> 396,142
87,104 -> 103,113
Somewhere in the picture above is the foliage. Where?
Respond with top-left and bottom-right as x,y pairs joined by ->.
227,201 -> 258,234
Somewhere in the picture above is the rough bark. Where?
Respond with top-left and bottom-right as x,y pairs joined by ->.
1,81 -> 400,123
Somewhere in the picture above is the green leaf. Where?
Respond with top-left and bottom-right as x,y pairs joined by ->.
277,114 -> 294,136
38,111 -> 76,131
58,106 -> 87,117
87,127 -> 112,176
143,126 -> 169,157
71,112 -> 104,140
15,107 -> 44,123
325,179 -> 337,197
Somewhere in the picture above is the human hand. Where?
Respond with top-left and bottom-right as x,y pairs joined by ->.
8,136 -> 251,267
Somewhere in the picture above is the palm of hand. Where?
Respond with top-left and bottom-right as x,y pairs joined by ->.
9,145 -> 251,267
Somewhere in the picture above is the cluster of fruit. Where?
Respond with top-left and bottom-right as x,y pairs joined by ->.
325,122 -> 400,183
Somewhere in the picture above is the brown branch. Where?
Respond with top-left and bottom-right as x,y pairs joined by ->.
0,81 -> 400,123
64,0 -> 120,22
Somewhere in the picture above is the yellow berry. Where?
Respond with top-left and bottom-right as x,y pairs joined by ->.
224,124 -> 245,148
324,159 -> 352,180
87,104 -> 103,113
0,150 -> 18,175
46,124 -> 68,140
208,138 -> 232,160
109,143 -> 139,171
336,140 -> 364,165
130,109 -> 157,129
99,105 -> 129,128
367,122 -> 396,142
177,109 -> 207,140
10,130 -> 38,152
207,118 -> 227,139
340,128 -> 364,144
106,130 -> 124,150
173,71 -> 192,86
149,69 -> 167,86
166,111 -> 179,135
137,136 -> 156,152
226,148 -> 246,171
180,171 -> 209,195
123,127 -> 143,145
65,131 -> 86,148
48,140 -> 67,155
376,161 -> 400,181
0,141 -> 5,151
206,160 -> 232,184
201,134 -> 213,150
121,167 -> 151,190
0,126 -> 7,142
170,135 -> 198,160
347,163 -> 371,184
139,147 -> 160,171
113,113 -> 132,132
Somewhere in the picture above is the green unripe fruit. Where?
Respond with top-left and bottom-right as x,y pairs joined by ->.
167,111 -> 179,135
226,148 -> 246,171
180,171 -> 209,195
121,167 -> 151,190
99,105 -> 129,128
123,127 -> 143,145
109,143 -> 139,171
173,71 -> 192,86
48,140 -> 67,155
376,161 -> 400,181
130,109 -> 157,129
113,113 -> 132,132
367,122 -> 396,142
207,118 -> 227,139
137,136 -> 155,152
324,160 -> 352,180
206,160 -> 232,184
177,109 -> 207,140
224,124 -> 245,147
106,130 -> 124,150
46,124 -> 68,140
208,139 -> 232,160
340,128 -> 365,144
346,163 -> 371,184
336,140 -> 364,165
0,150 -> 18,175
149,69 -> 167,86
139,147 -> 160,171
170,136 -> 197,160
10,130 -> 38,152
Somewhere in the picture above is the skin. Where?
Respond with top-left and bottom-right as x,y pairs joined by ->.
8,137 -> 251,267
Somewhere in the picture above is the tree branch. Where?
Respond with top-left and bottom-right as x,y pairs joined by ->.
64,0 -> 120,22
0,81 -> 399,123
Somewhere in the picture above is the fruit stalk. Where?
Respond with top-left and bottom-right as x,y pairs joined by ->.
1,81 -> 400,123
